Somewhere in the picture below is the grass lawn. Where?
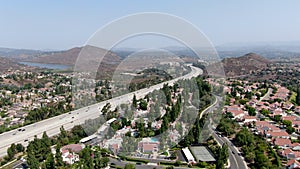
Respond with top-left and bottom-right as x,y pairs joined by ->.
289,91 -> 297,104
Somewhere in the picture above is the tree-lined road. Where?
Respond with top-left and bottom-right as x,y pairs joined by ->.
204,95 -> 247,169
0,66 -> 202,157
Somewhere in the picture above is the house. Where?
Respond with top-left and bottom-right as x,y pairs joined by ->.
282,116 -> 298,122
279,148 -> 293,157
243,116 -> 257,124
225,105 -> 245,119
61,151 -> 79,165
60,144 -> 83,165
109,143 -> 119,155
295,106 -> 300,114
286,159 -> 300,169
265,131 -> 290,139
273,138 -> 291,149
61,144 -> 83,153
138,142 -> 159,153
138,138 -> 159,153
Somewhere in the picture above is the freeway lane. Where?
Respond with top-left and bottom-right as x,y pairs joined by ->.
0,66 -> 202,157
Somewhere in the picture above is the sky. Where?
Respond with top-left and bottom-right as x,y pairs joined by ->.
1,1 -> 300,50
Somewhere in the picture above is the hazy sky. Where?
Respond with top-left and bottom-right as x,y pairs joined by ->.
1,1 -> 300,50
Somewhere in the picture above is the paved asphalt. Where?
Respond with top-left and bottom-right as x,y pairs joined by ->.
0,66 -> 202,158
109,158 -> 190,169
201,95 -> 247,169
212,131 -> 247,169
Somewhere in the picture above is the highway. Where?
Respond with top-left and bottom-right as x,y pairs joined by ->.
0,65 -> 202,158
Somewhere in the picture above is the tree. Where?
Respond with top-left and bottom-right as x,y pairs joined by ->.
55,144 -> 64,167
286,126 -> 295,134
254,151 -> 271,169
139,99 -> 148,110
296,86 -> 300,105
273,115 -> 282,122
45,153 -> 55,169
216,144 -> 229,169
124,163 -> 136,169
99,157 -> 109,168
235,128 -> 254,147
132,94 -> 137,108
260,108 -> 270,116
246,106 -> 256,116
7,144 -> 16,160
27,152 -> 39,169
16,143 -> 24,153
42,131 -> 51,147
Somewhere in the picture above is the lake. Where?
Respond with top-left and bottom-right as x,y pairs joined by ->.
19,61 -> 71,70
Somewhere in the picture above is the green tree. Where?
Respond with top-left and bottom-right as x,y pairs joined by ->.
254,151 -> 271,169
216,144 -> 229,169
296,86 -> 300,105
139,99 -> 148,110
45,153 -> 55,169
7,144 -> 16,160
42,131 -> 51,147
16,143 -> 24,153
55,144 -> 64,167
235,128 -> 254,147
132,94 -> 137,108
246,106 -> 256,116
27,152 -> 40,169
260,109 -> 270,116
124,163 -> 136,169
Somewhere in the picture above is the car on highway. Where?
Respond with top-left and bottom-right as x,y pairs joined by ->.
24,139 -> 28,142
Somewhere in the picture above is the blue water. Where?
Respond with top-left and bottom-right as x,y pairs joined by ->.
151,137 -> 159,142
19,61 -> 71,70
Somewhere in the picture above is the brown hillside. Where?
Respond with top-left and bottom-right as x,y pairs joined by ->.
26,45 -> 122,79
222,53 -> 271,77
0,57 -> 33,71
27,45 -> 120,66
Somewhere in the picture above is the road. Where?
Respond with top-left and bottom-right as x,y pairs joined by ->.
259,88 -> 273,101
109,158 -> 190,169
211,131 -> 247,169
201,95 -> 247,169
0,65 -> 202,158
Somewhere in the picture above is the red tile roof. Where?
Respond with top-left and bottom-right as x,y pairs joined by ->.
287,159 -> 300,166
274,138 -> 291,146
266,131 -> 289,137
61,144 -> 82,153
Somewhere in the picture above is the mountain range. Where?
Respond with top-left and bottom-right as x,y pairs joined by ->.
0,45 -> 285,78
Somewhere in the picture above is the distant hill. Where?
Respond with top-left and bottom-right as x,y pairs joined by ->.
23,45 -> 121,79
0,56 -> 33,71
0,47 -> 42,60
222,53 -> 271,77
26,45 -> 121,66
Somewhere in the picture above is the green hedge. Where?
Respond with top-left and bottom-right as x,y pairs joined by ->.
119,156 -> 149,164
